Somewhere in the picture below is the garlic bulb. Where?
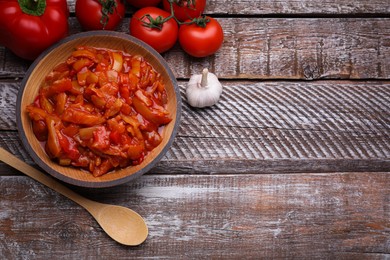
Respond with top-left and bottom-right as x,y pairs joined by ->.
186,68 -> 223,108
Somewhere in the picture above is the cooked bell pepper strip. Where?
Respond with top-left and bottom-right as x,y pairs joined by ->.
135,89 -> 153,106
121,114 -> 143,140
92,159 -> 113,177
26,105 -> 49,121
104,98 -> 123,118
79,126 -> 98,140
42,78 -> 72,97
130,58 -> 141,77
72,58 -> 94,72
71,49 -> 97,62
127,141 -> 145,160
46,116 -> 62,158
62,124 -> 79,137
133,92 -> 172,125
111,52 -> 123,72
39,94 -> 54,114
62,107 -> 105,126
90,95 -> 106,109
55,92 -> 67,115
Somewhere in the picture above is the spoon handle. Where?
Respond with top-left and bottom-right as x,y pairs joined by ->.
0,147 -> 99,213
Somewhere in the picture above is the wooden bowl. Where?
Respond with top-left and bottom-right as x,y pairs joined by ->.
16,31 -> 181,188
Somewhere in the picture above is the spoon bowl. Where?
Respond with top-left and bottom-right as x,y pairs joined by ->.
0,147 -> 148,246
92,204 -> 148,246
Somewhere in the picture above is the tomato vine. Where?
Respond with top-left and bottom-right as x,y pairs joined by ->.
139,0 -> 210,30
98,0 -> 122,28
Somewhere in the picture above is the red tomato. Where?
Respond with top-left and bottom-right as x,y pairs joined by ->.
0,0 -> 69,60
130,7 -> 178,53
162,0 -> 206,22
127,0 -> 161,8
75,0 -> 125,31
178,17 -> 224,57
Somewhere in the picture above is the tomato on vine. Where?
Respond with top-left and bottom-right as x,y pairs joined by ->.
178,17 -> 224,57
127,0 -> 161,8
76,0 -> 125,31
129,7 -> 178,53
162,0 -> 206,22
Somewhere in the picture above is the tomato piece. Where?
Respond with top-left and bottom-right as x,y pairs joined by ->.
58,132 -> 80,160
91,126 -> 110,150
129,7 -> 178,53
144,130 -> 162,150
129,73 -> 140,90
119,81 -> 131,100
109,130 -> 122,144
178,17 -> 224,57
32,120 -> 48,142
75,0 -> 125,31
162,0 -> 206,22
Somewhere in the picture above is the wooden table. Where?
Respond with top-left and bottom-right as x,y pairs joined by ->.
1,0 -> 389,258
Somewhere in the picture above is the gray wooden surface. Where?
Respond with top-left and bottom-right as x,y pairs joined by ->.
0,0 -> 389,258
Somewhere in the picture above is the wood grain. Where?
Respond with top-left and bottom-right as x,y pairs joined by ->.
65,0 -> 390,15
0,173 -> 389,258
2,81 -> 389,174
204,0 -> 390,15
1,0 -> 389,257
1,18 -> 390,80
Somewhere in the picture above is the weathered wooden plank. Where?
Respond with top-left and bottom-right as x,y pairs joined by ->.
65,0 -> 390,15
1,81 -> 389,174
1,18 -> 390,80
205,0 -> 390,15
0,173 -> 389,258
0,80 -> 18,131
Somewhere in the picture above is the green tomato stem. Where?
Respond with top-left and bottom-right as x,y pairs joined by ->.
98,0 -> 120,29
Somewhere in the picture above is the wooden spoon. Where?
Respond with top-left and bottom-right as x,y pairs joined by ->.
0,147 -> 148,246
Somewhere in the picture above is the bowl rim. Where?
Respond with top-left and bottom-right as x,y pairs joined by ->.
16,31 -> 182,188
